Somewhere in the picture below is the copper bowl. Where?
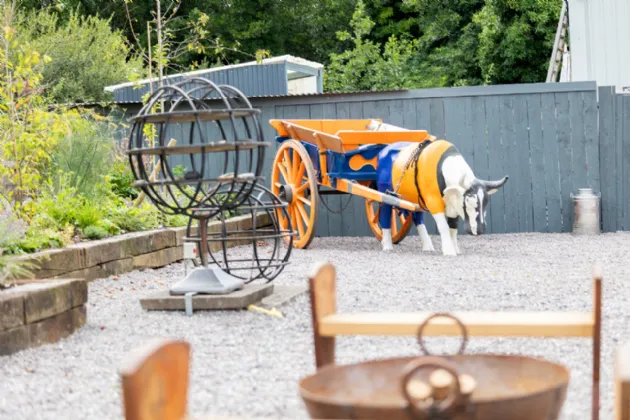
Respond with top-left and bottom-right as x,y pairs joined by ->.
299,354 -> 569,420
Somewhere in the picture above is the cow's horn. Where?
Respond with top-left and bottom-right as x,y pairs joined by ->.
483,176 -> 508,193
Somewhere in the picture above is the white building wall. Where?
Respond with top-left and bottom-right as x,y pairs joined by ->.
568,0 -> 630,92
288,76 -> 318,95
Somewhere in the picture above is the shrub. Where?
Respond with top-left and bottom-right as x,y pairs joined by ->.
48,113 -> 118,198
19,8 -> 144,104
82,225 -> 107,240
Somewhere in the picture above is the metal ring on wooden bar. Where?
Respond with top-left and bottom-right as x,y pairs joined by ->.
416,313 -> 469,356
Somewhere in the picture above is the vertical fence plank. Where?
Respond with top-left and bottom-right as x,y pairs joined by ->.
541,93 -> 562,232
430,98 -> 446,139
623,95 -> 630,231
444,97 -> 470,234
500,95 -> 518,233
555,92 -> 574,232
388,99 -> 405,127
485,96 -> 507,234
322,103 -> 344,237
616,95 -> 624,231
513,95 -> 533,232
470,97 -> 492,233
526,94 -> 548,232
569,92 -> 589,193
583,91 -> 600,192
598,86 -> 617,232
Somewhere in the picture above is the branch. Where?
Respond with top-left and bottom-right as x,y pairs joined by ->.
123,1 -> 145,51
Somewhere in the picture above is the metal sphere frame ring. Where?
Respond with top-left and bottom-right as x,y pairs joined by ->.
126,78 -> 268,219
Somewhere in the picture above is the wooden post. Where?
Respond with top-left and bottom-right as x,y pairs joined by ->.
616,343 -> 630,420
308,262 -> 337,369
593,264 -> 603,420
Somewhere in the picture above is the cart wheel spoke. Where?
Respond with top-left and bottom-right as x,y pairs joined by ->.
371,206 -> 380,224
296,182 -> 309,194
292,205 -> 305,238
296,201 -> 309,225
294,161 -> 306,184
298,195 -> 311,206
277,162 -> 290,183
283,149 -> 293,175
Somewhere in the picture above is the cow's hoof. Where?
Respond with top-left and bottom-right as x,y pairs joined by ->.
442,247 -> 457,256
382,245 -> 394,252
421,243 -> 435,252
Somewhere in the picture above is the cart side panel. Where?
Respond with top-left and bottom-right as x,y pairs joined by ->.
327,144 -> 385,183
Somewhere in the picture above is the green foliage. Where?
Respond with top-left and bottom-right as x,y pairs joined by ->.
0,8 -> 76,204
325,0 -> 421,91
474,0 -> 562,84
82,225 -> 107,240
19,8 -> 144,103
48,113 -> 118,197
325,0 -> 561,90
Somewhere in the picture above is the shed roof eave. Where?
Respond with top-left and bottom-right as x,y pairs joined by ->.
103,55 -> 323,93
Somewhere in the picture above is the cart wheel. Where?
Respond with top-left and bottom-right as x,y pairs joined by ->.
271,140 -> 319,249
365,198 -> 413,244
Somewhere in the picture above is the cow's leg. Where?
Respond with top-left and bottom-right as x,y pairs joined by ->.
448,217 -> 460,254
379,203 -> 394,252
433,213 -> 457,256
412,211 -> 434,252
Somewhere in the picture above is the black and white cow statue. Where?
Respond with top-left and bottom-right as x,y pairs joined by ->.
367,120 -> 508,256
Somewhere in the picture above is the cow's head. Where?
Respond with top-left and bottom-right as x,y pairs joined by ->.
444,176 -> 508,235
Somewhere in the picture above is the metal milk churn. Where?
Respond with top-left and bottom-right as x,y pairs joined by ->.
570,188 -> 601,235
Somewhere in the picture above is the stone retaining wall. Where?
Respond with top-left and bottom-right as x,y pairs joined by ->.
12,213 -> 271,282
0,278 -> 87,355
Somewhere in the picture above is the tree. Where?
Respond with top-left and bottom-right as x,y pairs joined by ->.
473,0 -> 562,84
324,0 -> 420,91
18,8 -> 144,103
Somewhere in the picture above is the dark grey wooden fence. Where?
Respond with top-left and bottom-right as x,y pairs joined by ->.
598,86 -> 630,233
113,80 -> 630,238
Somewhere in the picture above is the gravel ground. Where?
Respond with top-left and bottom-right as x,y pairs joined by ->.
1,231 -> 630,420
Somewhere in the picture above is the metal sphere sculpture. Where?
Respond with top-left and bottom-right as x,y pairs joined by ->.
185,183 -> 293,284
126,78 -> 293,295
127,77 -> 267,220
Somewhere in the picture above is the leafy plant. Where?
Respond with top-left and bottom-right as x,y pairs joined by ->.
48,113 -> 118,198
82,225 -> 107,240
0,4 -> 77,205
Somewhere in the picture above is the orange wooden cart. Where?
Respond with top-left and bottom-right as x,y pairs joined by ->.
269,119 -> 434,249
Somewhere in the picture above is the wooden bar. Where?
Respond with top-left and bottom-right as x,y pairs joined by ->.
335,179 -> 421,212
319,311 -> 595,337
336,130 -> 429,146
133,109 -> 258,124
593,267 -> 602,420
127,141 -> 269,156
